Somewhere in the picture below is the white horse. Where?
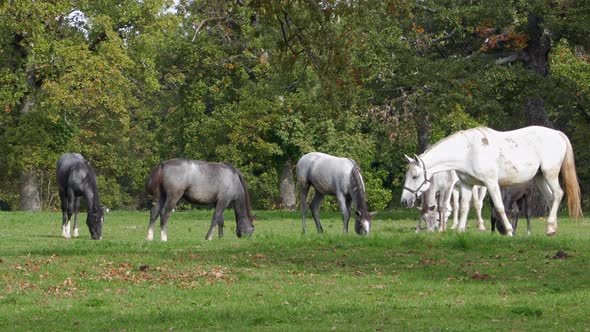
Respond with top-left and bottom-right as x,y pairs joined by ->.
416,170 -> 487,232
416,171 -> 457,232
446,184 -> 487,231
401,126 -> 582,236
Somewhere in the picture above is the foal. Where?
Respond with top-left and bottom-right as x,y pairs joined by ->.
490,182 -> 533,236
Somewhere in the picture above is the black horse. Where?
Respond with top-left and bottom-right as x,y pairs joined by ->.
490,182 -> 533,236
146,159 -> 255,241
56,153 -> 104,240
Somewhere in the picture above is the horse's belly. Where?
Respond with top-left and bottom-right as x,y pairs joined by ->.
184,189 -> 218,204
496,153 -> 539,186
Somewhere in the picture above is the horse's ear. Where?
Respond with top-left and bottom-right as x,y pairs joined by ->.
369,212 -> 377,219
355,210 -> 362,217
404,154 -> 414,164
250,214 -> 257,222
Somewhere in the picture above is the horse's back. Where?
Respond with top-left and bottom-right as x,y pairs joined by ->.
160,159 -> 241,203
474,126 -> 566,153
464,126 -> 568,185
296,152 -> 355,194
56,153 -> 93,191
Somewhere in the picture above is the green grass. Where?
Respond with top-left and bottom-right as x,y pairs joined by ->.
1,209 -> 589,331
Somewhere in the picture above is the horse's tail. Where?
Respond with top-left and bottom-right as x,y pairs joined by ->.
146,163 -> 164,197
224,163 -> 254,220
560,132 -> 583,219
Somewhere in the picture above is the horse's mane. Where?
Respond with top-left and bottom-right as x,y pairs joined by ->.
348,159 -> 368,216
81,159 -> 101,211
223,162 -> 254,219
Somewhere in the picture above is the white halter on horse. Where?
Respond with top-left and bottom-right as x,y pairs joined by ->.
402,126 -> 582,236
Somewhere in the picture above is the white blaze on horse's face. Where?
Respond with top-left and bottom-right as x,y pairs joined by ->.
355,211 -> 375,235
401,155 -> 431,208
360,219 -> 370,235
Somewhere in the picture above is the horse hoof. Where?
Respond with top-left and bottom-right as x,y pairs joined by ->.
546,224 -> 557,236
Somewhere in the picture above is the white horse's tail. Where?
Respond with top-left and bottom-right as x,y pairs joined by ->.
560,132 -> 583,219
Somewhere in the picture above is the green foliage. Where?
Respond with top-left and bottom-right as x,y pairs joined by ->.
1,0 -> 590,210
96,176 -> 135,210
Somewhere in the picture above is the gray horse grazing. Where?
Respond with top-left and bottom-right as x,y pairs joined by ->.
56,153 -> 104,240
146,159 -> 255,241
296,152 -> 374,235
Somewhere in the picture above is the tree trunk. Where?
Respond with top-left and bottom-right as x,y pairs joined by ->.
19,169 -> 41,211
416,113 -> 431,154
18,66 -> 43,211
523,12 -> 552,217
278,159 -> 296,210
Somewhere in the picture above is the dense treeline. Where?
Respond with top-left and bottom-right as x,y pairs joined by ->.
1,0 -> 589,211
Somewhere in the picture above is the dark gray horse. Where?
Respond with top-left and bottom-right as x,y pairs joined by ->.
146,159 -> 255,241
56,153 -> 104,240
491,182 -> 534,236
296,152 -> 374,235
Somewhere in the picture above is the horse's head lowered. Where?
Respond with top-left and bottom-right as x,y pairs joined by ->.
87,206 -> 104,240
236,214 -> 255,238
401,154 -> 431,208
354,210 -> 376,235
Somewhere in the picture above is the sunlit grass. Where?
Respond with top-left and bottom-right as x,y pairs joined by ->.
1,209 -> 589,331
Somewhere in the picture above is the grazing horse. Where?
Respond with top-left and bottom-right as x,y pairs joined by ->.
401,126 -> 582,236
416,171 -> 457,232
56,153 -> 104,240
296,152 -> 374,235
416,170 -> 487,233
146,159 -> 255,241
491,182 -> 533,236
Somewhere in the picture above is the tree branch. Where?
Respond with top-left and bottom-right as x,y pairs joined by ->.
494,51 -> 526,65
192,16 -> 228,42
277,14 -> 305,55
432,29 -> 457,44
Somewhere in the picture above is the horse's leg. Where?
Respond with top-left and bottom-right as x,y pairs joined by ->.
159,191 -> 181,242
449,188 -> 460,229
441,188 -> 454,230
309,191 -> 325,233
62,189 -> 76,238
457,185 -> 472,232
416,197 -> 426,233
336,193 -> 350,234
72,196 -> 81,238
416,214 -> 423,233
437,193 -> 446,232
524,190 -> 532,236
59,190 -> 69,238
511,201 -> 520,235
206,200 -> 227,240
472,186 -> 486,231
147,193 -> 164,241
299,183 -> 310,234
542,172 -> 564,236
485,182 -> 513,236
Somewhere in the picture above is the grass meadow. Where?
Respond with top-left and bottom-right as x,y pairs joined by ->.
1,208 -> 589,331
